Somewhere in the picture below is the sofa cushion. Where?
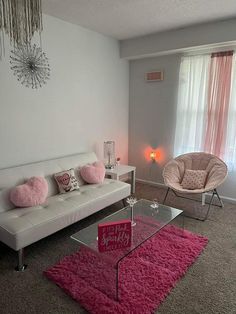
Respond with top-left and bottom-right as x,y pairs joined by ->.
10,177 -> 48,207
54,169 -> 80,194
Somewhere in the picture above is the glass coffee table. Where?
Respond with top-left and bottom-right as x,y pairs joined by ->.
71,199 -> 183,300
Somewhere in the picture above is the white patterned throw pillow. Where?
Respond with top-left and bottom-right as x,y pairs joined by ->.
181,169 -> 207,190
54,168 -> 80,193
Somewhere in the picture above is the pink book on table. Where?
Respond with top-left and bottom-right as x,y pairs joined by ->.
98,219 -> 132,252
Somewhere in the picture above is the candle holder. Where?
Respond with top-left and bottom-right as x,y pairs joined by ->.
126,196 -> 137,226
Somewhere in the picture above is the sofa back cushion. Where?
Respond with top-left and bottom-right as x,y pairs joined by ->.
0,152 -> 97,212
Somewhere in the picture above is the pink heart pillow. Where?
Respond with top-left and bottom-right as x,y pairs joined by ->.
10,176 -> 48,207
80,161 -> 105,184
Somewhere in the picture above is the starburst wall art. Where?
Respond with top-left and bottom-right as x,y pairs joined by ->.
10,44 -> 50,89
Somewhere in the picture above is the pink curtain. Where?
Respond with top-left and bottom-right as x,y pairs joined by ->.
204,51 -> 233,158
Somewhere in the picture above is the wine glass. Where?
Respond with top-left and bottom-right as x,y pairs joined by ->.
150,198 -> 159,211
126,196 -> 137,207
126,196 -> 137,226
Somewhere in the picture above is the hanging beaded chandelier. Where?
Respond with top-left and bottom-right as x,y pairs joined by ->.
0,0 -> 43,57
10,44 -> 50,89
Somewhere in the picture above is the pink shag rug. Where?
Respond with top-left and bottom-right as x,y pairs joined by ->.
44,225 -> 208,314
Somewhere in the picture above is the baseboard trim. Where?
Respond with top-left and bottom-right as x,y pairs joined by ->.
136,178 -> 166,188
136,178 -> 236,204
213,194 -> 236,204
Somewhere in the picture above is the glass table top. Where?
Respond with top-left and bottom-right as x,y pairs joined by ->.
71,199 -> 183,264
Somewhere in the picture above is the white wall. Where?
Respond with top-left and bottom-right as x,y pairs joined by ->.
121,18 -> 236,59
0,14 -> 129,168
129,54 -> 236,201
127,18 -> 236,201
129,54 -> 181,183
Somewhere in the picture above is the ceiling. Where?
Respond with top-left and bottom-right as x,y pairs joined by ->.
42,0 -> 236,40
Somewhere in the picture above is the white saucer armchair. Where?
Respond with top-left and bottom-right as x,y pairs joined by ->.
162,152 -> 228,220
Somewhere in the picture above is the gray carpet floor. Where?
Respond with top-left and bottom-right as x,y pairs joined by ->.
0,182 -> 236,314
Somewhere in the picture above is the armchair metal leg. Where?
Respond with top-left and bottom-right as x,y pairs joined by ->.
15,249 -> 27,271
163,187 -> 170,204
201,189 -> 224,221
163,186 -> 224,221
214,189 -> 224,207
202,193 -> 206,206
203,191 -> 215,221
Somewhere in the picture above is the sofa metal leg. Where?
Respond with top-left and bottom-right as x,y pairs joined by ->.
15,249 -> 27,272
122,199 -> 126,207
163,187 -> 170,204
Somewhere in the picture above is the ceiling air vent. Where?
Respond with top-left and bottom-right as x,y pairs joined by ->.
145,71 -> 164,82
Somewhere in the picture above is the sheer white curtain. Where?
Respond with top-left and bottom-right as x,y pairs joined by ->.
225,54 -> 236,170
174,53 -> 236,171
174,55 -> 210,156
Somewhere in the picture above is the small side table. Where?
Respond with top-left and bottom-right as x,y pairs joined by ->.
105,164 -> 136,194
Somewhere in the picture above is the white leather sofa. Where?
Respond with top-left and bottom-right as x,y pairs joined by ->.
0,152 -> 131,270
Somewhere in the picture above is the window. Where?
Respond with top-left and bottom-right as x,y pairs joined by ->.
174,52 -> 236,171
